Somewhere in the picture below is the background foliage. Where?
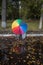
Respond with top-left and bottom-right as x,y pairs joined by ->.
0,0 -> 43,20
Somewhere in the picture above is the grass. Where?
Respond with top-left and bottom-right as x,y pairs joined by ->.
25,19 -> 43,31
0,20 -> 43,31
27,20 -> 39,31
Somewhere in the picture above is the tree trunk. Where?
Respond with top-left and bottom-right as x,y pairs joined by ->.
1,0 -> 7,28
39,15 -> 42,29
39,5 -> 43,30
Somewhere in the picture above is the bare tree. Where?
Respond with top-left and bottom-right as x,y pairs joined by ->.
1,0 -> 7,28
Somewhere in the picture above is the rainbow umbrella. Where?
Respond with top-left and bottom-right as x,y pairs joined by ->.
12,19 -> 27,34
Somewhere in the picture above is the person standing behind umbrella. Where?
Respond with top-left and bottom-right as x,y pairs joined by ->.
12,19 -> 28,40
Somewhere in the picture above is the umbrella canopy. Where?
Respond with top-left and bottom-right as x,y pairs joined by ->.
12,19 -> 28,34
